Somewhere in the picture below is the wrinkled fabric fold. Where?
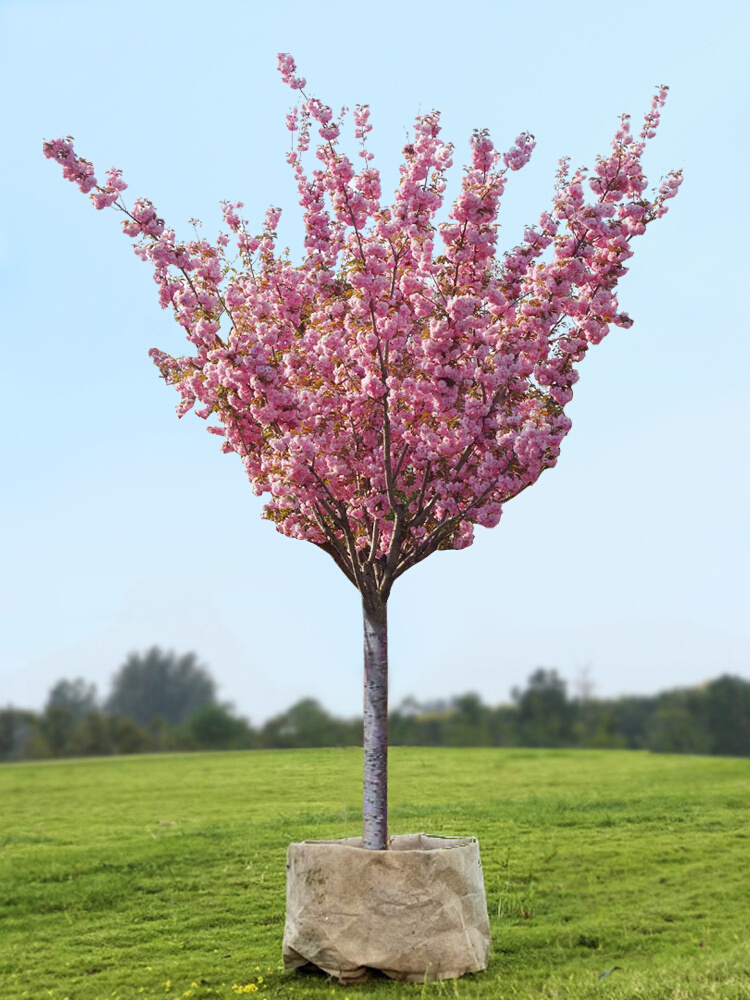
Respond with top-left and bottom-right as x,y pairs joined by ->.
282,833 -> 490,983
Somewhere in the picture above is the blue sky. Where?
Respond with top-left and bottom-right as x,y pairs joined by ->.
1,0 -> 748,723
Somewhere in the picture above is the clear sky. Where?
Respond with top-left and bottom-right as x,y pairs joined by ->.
1,0 -> 748,724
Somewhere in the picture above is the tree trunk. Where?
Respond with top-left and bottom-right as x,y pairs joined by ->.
362,598 -> 388,850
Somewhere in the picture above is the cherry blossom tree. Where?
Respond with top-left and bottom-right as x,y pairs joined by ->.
45,54 -> 681,850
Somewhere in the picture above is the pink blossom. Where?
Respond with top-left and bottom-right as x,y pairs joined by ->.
44,64 -> 679,597
277,52 -> 306,91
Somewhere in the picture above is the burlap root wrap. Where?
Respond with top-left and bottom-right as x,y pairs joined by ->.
282,833 -> 490,984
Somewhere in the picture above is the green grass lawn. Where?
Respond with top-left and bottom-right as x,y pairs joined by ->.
1,748 -> 749,999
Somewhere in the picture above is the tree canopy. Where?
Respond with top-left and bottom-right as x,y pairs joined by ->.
43,57 -> 681,614
105,647 -> 217,727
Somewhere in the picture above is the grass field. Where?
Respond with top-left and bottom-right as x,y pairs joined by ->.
1,748 -> 749,1000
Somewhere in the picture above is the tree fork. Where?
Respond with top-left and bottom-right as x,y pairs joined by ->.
362,597 -> 388,850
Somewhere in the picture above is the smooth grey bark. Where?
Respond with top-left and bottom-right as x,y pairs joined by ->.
362,598 -> 388,850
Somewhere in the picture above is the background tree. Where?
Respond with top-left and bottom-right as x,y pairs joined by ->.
0,708 -> 37,762
646,699 -> 709,755
46,678 -> 98,722
606,694 -> 656,749
45,55 -> 681,848
41,679 -> 98,756
105,647 -> 217,727
5,673 -> 750,762
488,703 -> 520,747
71,710 -> 115,757
260,698 -> 359,749
447,693 -> 493,746
188,704 -> 252,751
112,715 -> 150,754
512,668 -> 575,747
41,705 -> 77,757
700,675 -> 750,757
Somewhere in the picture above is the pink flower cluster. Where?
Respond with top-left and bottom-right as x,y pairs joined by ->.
43,137 -> 97,195
44,58 -> 681,603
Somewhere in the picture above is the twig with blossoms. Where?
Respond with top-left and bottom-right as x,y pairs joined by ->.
43,60 -> 682,607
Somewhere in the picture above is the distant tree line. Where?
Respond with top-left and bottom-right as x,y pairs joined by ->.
2,652 -> 749,762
